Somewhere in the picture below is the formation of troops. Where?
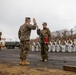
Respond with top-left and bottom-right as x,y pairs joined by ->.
31,39 -> 76,52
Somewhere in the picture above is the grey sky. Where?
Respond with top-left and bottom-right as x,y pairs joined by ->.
0,0 -> 76,41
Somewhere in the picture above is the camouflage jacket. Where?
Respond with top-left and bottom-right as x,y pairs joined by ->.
37,28 -> 51,43
18,23 -> 37,41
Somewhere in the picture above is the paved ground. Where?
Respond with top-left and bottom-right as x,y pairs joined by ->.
0,47 -> 76,69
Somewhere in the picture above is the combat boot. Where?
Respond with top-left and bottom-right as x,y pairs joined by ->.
22,60 -> 30,65
40,58 -> 45,62
19,59 -> 23,65
44,59 -> 48,62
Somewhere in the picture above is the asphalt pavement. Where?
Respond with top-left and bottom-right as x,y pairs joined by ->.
0,47 -> 76,69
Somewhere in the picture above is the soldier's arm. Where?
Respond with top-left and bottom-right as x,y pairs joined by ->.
48,29 -> 51,41
37,29 -> 40,35
37,26 -> 41,35
27,18 -> 37,30
27,23 -> 37,30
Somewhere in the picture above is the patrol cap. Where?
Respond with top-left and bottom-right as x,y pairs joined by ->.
25,17 -> 31,21
42,22 -> 47,26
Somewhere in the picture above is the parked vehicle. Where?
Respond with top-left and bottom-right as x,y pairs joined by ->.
5,42 -> 16,49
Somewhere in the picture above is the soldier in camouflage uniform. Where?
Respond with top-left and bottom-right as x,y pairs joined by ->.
18,17 -> 37,65
37,22 -> 51,62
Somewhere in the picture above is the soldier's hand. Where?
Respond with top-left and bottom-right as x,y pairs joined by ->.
36,26 -> 39,30
33,18 -> 36,23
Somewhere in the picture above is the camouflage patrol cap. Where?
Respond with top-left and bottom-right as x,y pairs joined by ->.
42,22 -> 47,26
25,17 -> 31,21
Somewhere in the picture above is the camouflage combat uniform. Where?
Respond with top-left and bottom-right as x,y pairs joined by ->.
18,23 -> 37,60
37,28 -> 51,61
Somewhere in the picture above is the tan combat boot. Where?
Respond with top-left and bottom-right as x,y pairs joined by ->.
40,58 -> 44,62
22,59 -> 30,65
44,59 -> 48,62
19,59 -> 23,65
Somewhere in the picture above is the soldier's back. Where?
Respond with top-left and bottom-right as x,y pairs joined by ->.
19,23 -> 31,41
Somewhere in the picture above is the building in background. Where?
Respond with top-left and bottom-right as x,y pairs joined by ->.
0,38 -> 5,47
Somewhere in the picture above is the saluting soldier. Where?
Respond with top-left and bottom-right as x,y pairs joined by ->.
37,22 -> 51,62
18,17 -> 37,65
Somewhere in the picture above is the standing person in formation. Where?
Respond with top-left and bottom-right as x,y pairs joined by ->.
52,40 -> 56,52
71,40 -> 75,52
60,40 -> 66,52
37,41 -> 41,51
65,39 -> 68,52
31,42 -> 35,51
67,38 -> 72,52
18,17 -> 37,65
56,39 -> 60,52
35,42 -> 39,51
49,41 -> 52,52
37,22 -> 51,62
48,42 -> 51,52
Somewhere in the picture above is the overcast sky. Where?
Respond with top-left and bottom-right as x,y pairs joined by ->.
0,0 -> 76,41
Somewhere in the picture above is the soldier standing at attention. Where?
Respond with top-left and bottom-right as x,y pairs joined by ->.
37,22 -> 51,62
18,17 -> 37,65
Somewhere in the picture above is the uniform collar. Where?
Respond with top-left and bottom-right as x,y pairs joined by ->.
43,28 -> 47,30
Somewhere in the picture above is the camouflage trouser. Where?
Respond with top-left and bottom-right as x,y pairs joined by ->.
0,46 -> 1,50
41,43 -> 49,60
20,41 -> 30,60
